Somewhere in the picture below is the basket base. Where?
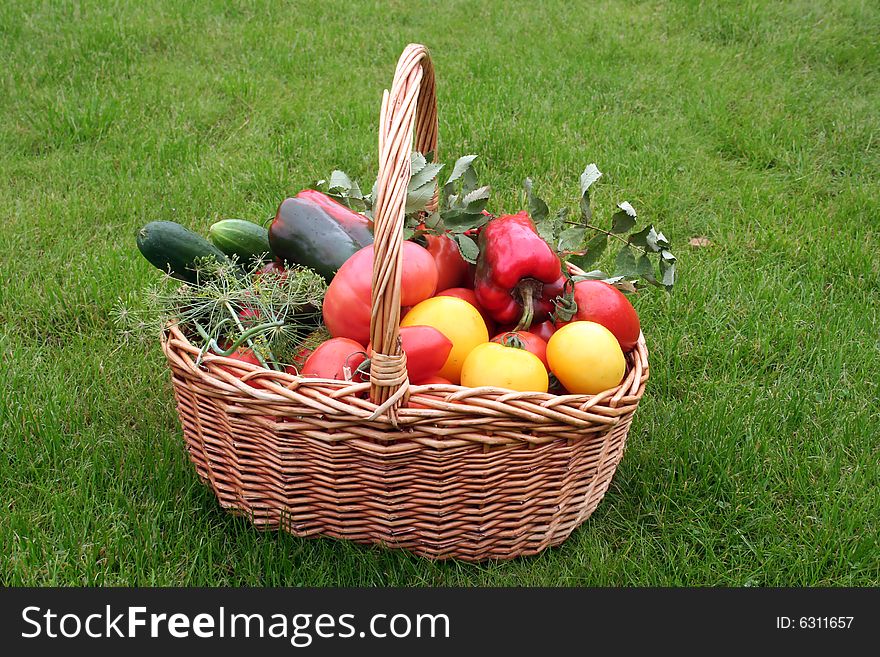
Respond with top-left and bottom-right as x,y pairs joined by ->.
180,409 -> 634,562
163,323 -> 647,562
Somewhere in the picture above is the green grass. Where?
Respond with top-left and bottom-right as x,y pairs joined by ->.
1,0 -> 878,586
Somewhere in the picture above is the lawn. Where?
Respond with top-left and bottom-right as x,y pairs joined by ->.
1,0 -> 878,586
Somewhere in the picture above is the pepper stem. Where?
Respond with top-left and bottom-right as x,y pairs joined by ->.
514,279 -> 542,331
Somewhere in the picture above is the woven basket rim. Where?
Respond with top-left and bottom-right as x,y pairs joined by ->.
161,322 -> 649,448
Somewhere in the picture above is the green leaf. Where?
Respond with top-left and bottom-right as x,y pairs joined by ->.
453,233 -> 480,264
557,226 -> 585,252
368,178 -> 378,207
656,231 -> 671,250
442,155 -> 479,201
611,211 -> 636,234
536,220 -> 557,246
660,248 -> 676,263
411,151 -> 427,176
531,196 -> 549,223
614,245 -> 638,275
406,182 -> 436,213
441,209 -> 488,232
618,201 -> 636,216
556,207 -> 570,222
628,224 -> 656,248
360,178 -> 378,217
576,232 -> 607,269
424,211 -> 444,231
409,162 -> 444,192
328,170 -> 352,193
570,268 -> 608,281
462,166 -> 479,195
525,178 -> 549,224
580,194 -> 592,222
579,164 -> 602,222
636,254 -> 655,279
659,258 -> 675,290
580,164 -> 603,196
462,185 -> 490,214
611,201 -> 637,234
446,155 -> 478,186
568,233 -> 608,270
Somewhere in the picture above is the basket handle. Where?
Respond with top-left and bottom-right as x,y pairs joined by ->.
368,44 -> 438,422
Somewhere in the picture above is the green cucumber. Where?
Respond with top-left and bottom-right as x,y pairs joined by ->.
136,220 -> 229,283
208,219 -> 273,265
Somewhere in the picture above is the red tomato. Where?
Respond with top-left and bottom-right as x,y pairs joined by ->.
425,234 -> 469,292
560,281 -> 641,352
436,287 -> 496,336
529,320 -> 557,343
323,242 -> 438,345
491,330 -> 549,370
368,325 -> 453,384
300,338 -> 368,382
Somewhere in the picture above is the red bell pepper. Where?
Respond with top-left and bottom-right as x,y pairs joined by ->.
473,211 -> 566,328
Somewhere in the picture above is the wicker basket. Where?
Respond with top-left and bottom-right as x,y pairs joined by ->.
160,44 -> 650,562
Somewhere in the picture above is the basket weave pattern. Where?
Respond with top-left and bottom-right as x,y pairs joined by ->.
160,44 -> 649,561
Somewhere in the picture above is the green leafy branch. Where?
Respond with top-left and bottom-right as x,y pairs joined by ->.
314,158 -> 675,290
530,164 -> 676,292
316,170 -> 368,213
428,154 -> 491,264
315,153 -> 492,265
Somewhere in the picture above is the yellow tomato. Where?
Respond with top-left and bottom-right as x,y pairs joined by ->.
460,343 -> 549,392
401,296 -> 488,383
547,321 -> 626,394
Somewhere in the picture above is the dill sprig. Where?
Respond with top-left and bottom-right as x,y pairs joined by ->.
113,257 -> 327,369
